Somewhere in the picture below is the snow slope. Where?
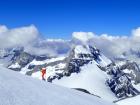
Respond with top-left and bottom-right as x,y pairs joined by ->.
116,95 -> 140,105
0,66 -> 116,105
116,84 -> 140,105
31,45 -> 115,101
53,60 -> 117,102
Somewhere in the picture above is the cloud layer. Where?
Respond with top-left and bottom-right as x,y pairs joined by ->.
1,24 -> 140,62
0,25 -> 65,56
0,25 -> 39,48
72,32 -> 95,43
72,27 -> 140,62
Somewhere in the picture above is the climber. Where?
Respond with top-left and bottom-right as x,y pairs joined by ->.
41,68 -> 46,81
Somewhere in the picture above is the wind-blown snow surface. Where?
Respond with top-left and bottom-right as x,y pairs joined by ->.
0,66 -> 116,105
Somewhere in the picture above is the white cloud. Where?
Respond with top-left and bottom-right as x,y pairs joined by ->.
0,25 -> 8,33
72,32 -> 95,43
1,24 -> 140,61
0,25 -> 62,56
24,39 -> 71,56
132,27 -> 140,37
72,27 -> 140,63
0,25 -> 39,48
89,34 -> 131,57
24,44 -> 58,56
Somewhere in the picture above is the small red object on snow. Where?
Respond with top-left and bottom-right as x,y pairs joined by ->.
41,68 -> 46,80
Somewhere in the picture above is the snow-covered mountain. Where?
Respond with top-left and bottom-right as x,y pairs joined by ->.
1,25 -> 140,105
1,43 -> 140,104
0,66 -> 116,105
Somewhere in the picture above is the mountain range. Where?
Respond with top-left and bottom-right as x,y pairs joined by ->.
0,37 -> 140,105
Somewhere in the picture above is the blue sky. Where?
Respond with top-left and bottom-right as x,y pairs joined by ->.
0,0 -> 140,39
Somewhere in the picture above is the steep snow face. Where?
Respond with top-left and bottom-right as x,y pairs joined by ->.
0,66 -> 115,105
53,60 -> 117,102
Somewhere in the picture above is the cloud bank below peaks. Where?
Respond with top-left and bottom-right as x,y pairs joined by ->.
1,24 -> 140,60
0,25 -> 60,56
72,27 -> 140,61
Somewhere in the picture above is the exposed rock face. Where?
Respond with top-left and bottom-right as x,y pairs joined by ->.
119,61 -> 140,84
106,74 -> 140,98
7,48 -> 50,72
63,45 -> 101,76
8,51 -> 35,71
104,61 -> 140,98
